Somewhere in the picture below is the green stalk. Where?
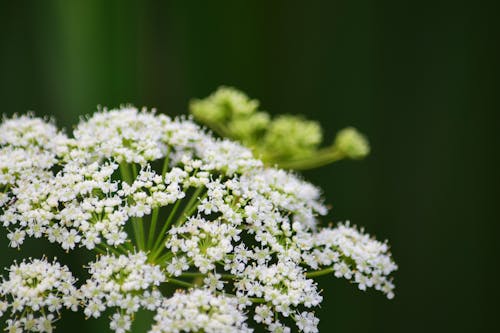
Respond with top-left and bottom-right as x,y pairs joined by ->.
147,151 -> 171,250
118,243 -> 134,253
96,244 -> 121,256
173,187 -> 204,227
179,272 -> 236,280
149,187 -> 204,261
154,252 -> 174,264
162,147 -> 171,177
249,297 -> 267,304
150,199 -> 182,260
119,162 -> 133,184
120,162 -> 145,250
167,277 -> 194,288
147,207 -> 160,250
132,163 -> 146,250
275,148 -> 345,170
305,267 -> 335,278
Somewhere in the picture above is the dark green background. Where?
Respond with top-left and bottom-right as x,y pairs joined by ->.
0,1 -> 497,332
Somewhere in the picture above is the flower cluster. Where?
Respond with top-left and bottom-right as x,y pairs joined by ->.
80,252 -> 164,332
149,289 -> 251,333
0,258 -> 79,332
189,86 -> 370,169
0,107 -> 396,332
302,223 -> 398,298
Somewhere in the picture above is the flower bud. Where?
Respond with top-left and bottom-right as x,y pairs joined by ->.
334,127 -> 370,159
263,115 -> 322,160
190,86 -> 259,123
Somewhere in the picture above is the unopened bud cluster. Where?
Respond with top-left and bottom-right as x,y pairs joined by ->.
190,87 -> 370,169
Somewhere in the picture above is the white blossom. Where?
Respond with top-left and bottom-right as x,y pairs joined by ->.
0,108 -> 397,332
149,289 -> 251,333
0,258 -> 79,332
80,252 -> 164,327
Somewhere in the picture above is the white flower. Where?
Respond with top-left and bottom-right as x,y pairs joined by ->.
149,289 -> 251,333
110,313 -> 132,333
0,108 -> 397,332
80,252 -> 164,326
0,258 -> 79,332
294,312 -> 319,333
304,222 -> 398,298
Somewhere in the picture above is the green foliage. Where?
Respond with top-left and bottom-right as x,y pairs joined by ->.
190,87 -> 370,170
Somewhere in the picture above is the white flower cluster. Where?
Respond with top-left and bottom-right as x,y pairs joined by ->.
80,252 -> 164,332
235,260 -> 322,331
0,258 -> 79,332
303,223 -> 398,299
0,107 -> 397,332
149,289 -> 251,333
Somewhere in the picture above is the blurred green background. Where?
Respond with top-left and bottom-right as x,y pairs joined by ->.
0,1 -> 497,332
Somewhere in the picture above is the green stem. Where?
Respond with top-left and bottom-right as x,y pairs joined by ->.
249,297 -> 267,304
94,246 -> 106,255
167,277 -> 194,288
154,252 -> 174,264
147,207 -> 160,250
147,152 -> 171,251
132,164 -> 146,250
96,244 -> 121,256
135,218 -> 145,251
150,199 -> 182,260
178,272 -> 205,278
150,187 -> 204,261
179,272 -> 236,279
118,243 -> 134,253
120,162 -> 145,250
274,148 -> 345,170
131,163 -> 138,178
119,162 -> 133,184
162,147 -> 171,177
174,187 -> 204,227
305,267 -> 334,278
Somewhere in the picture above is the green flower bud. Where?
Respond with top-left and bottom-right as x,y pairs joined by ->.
334,127 -> 370,159
189,86 -> 259,124
228,112 -> 270,143
263,115 -> 322,160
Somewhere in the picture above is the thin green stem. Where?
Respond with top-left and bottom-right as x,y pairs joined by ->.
179,272 -> 206,278
179,272 -> 236,280
135,218 -> 145,251
162,147 -> 171,177
118,243 -> 134,253
154,252 -> 174,264
274,148 -> 345,170
94,246 -> 106,255
150,187 -> 204,261
131,163 -> 138,178
132,163 -> 146,250
249,297 -> 267,304
147,207 -> 160,250
146,152 -> 171,251
150,199 -> 182,260
305,267 -> 334,278
119,162 -> 133,184
120,162 -> 145,250
96,244 -> 122,256
167,277 -> 194,288
174,187 -> 204,227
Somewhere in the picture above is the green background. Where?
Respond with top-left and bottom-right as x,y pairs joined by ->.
0,1 -> 497,332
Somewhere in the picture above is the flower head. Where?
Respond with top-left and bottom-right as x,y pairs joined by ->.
0,107 -> 396,332
0,258 -> 79,332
